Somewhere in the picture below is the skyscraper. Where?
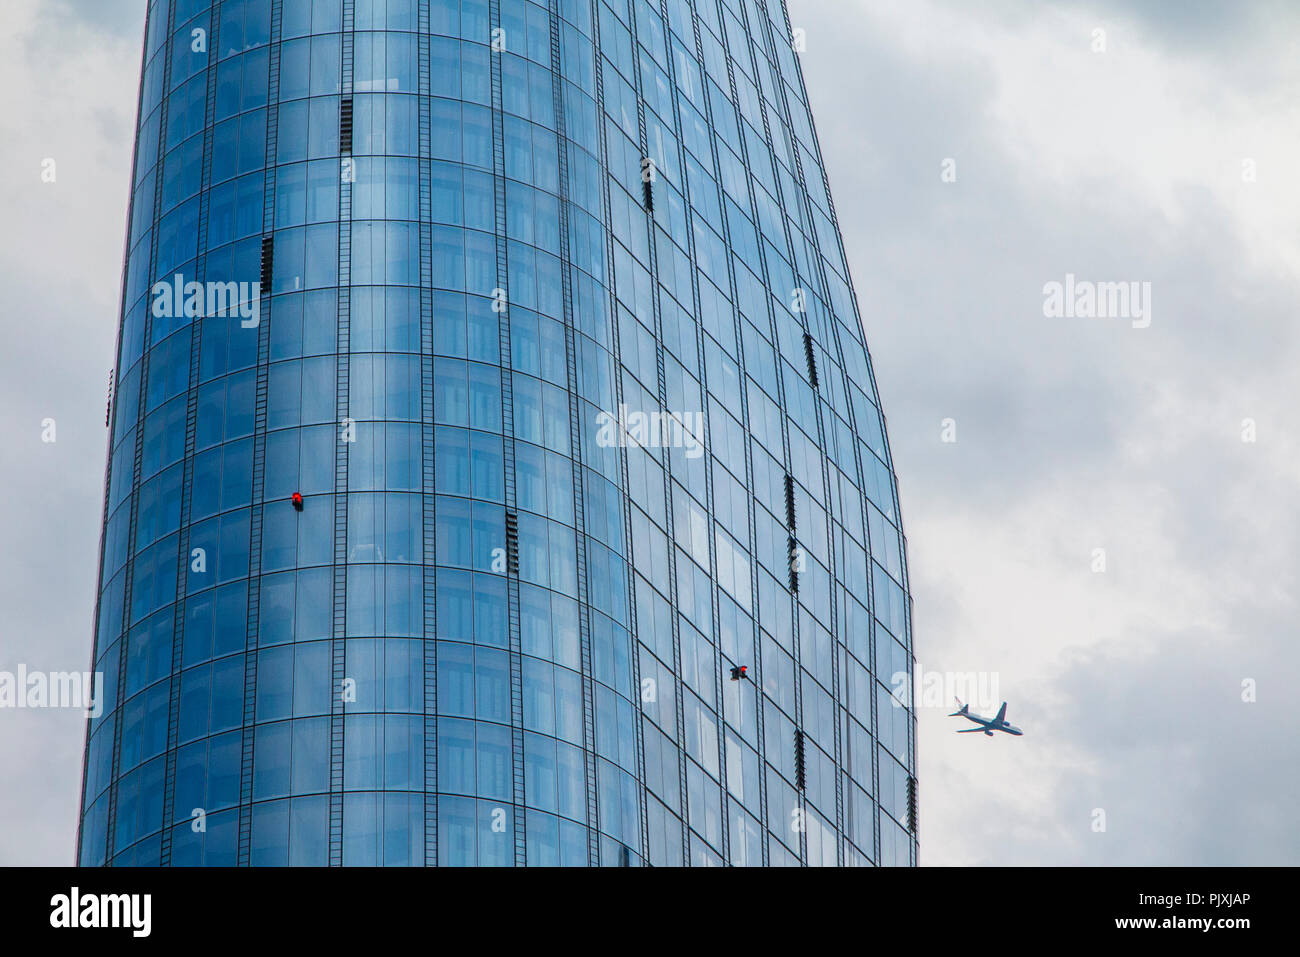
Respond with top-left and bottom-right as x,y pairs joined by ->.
79,0 -> 915,867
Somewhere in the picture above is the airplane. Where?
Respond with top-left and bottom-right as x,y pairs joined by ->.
949,699 -> 1023,736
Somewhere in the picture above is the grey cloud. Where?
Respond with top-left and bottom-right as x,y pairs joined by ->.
56,0 -> 143,39
793,0 -> 1299,865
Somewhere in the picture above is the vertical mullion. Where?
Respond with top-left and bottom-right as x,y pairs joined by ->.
329,0 -> 357,868
160,0 -> 224,868
417,0 -> 438,869
103,0 -> 177,868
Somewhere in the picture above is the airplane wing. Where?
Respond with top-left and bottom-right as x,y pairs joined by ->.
995,702 -> 1007,723
956,727 -> 987,733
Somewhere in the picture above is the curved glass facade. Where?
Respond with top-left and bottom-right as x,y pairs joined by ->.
79,0 -> 915,867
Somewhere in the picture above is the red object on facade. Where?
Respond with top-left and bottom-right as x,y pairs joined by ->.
291,492 -> 304,511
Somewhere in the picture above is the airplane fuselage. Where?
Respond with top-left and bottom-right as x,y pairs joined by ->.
954,705 -> 1023,736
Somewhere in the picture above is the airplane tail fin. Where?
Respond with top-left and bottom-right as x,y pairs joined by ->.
948,698 -> 969,717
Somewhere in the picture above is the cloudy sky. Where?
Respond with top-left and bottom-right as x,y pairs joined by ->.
1,0 -> 1296,865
